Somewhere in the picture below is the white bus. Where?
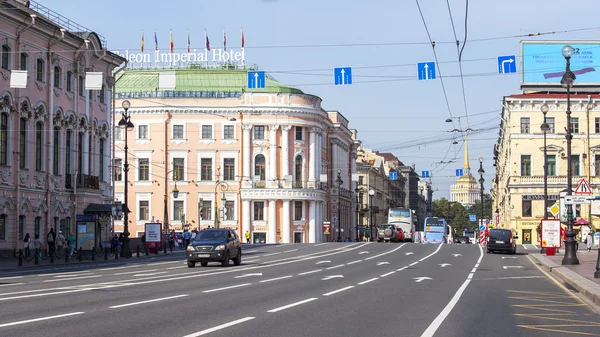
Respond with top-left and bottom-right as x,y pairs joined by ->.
388,207 -> 415,242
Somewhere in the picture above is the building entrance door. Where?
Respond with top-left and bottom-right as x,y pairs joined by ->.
253,232 -> 266,244
522,229 -> 532,244
294,232 -> 303,243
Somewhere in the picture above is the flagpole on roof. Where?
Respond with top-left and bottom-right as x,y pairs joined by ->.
241,27 -> 245,68
204,29 -> 208,68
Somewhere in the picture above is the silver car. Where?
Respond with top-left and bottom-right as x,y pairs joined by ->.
377,224 -> 399,243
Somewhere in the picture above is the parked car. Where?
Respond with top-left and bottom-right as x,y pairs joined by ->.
378,224 -> 400,243
186,228 -> 242,267
486,228 -> 517,254
456,236 -> 471,244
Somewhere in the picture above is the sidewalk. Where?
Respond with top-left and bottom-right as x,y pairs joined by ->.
529,247 -> 600,306
0,248 -> 186,272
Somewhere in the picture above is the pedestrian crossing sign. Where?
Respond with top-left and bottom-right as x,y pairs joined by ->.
575,178 -> 592,195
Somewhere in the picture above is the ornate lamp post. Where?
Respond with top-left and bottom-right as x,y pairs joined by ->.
369,188 -> 375,241
336,170 -> 343,242
540,103 -> 550,254
478,157 -> 485,227
117,100 -> 134,258
561,45 -> 579,265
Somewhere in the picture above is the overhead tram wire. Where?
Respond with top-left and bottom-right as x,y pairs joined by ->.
446,0 -> 470,128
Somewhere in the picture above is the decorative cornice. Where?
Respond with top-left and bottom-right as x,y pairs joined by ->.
240,188 -> 326,201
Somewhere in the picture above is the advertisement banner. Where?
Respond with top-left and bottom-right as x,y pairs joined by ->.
144,223 -> 162,243
76,221 -> 96,250
522,41 -> 600,86
541,219 -> 562,248
323,222 -> 331,235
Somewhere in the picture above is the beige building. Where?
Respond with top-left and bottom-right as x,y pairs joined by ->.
113,68 -> 357,243
493,93 -> 599,244
450,136 -> 481,207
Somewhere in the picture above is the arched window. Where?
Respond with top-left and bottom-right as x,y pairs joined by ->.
0,113 -> 7,165
295,155 -> 303,188
53,127 -> 60,175
19,118 -> 26,169
35,121 -> 43,171
34,216 -> 41,237
53,66 -> 61,88
1,45 -> 9,69
254,154 -> 265,185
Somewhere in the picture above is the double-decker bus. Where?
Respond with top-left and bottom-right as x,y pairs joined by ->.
423,217 -> 447,244
388,207 -> 414,242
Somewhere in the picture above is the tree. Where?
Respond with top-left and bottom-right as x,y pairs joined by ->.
471,194 -> 493,221
431,198 -> 471,236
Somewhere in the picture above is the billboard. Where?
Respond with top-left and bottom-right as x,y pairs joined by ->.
521,41 -> 600,86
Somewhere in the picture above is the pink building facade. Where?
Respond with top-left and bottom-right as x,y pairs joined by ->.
0,0 -> 124,253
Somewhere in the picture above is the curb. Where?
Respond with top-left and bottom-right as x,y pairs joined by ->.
530,253 -> 600,307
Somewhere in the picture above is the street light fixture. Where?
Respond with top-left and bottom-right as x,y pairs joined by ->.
369,188 -> 375,241
355,187 -> 360,242
561,45 -> 579,265
478,157 -> 485,229
336,170 -> 343,242
540,103 -> 550,254
221,192 -> 227,224
118,100 -> 134,258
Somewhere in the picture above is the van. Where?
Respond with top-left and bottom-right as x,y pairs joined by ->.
486,228 -> 517,254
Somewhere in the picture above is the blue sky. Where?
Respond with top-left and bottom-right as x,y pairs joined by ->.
44,0 -> 600,198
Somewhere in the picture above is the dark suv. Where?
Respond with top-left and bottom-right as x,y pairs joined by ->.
186,228 -> 242,267
486,229 -> 517,254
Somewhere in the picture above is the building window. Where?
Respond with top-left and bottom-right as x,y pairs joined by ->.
0,214 -> 6,240
595,155 -> 600,176
138,125 -> 148,139
200,200 -> 211,220
173,158 -> 184,180
359,192 -> 364,205
201,158 -> 212,181
295,126 -> 303,141
520,155 -> 531,176
36,58 -> 45,82
254,155 -> 265,181
223,125 -> 234,140
520,117 -> 530,134
19,118 -> 26,169
173,125 -> 184,139
547,155 -> 556,176
20,53 -> 27,71
546,117 -> 555,134
79,76 -> 84,96
66,71 -> 72,92
570,117 -> 579,133
294,201 -> 303,221
1,45 -> 9,69
53,127 -> 60,175
224,158 -> 235,180
53,66 -> 61,88
99,139 -> 104,181
253,126 -> 265,140
65,130 -> 72,174
0,113 -> 7,165
358,176 -> 364,185
88,134 -> 92,175
99,84 -> 105,104
201,125 -> 212,139
18,215 -> 24,241
138,158 -> 149,181
253,201 -> 264,221
35,122 -> 42,171
139,201 -> 149,220
224,201 -> 235,220
571,155 -> 580,176
34,216 -> 40,237
114,127 -> 123,141
295,155 -> 302,186
174,200 -> 184,220
77,133 -> 83,174
522,199 -> 532,217
114,158 -> 122,181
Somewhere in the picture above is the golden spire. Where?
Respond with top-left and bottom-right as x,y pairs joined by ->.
463,133 -> 470,175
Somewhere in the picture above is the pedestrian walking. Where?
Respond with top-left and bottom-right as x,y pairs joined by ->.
245,230 -> 251,244
33,235 -> 41,259
23,233 -> 31,258
56,231 -> 65,255
68,233 -> 75,256
586,232 -> 593,252
46,228 -> 56,257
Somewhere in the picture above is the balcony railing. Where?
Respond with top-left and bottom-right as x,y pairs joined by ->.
254,180 -> 266,189
77,174 -> 99,190
511,175 -> 592,185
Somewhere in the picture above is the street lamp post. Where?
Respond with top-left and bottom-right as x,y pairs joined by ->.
478,157 -> 485,228
561,45 -> 579,265
355,188 -> 360,242
369,188 -> 375,241
540,104 -> 550,254
336,170 -> 343,242
118,100 -> 134,258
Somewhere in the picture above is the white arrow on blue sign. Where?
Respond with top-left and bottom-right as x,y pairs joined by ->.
465,205 -> 470,210
455,169 -> 463,177
417,62 -> 436,80
334,67 -> 352,85
390,172 -> 398,181
479,224 -> 485,231
469,214 -> 477,222
497,56 -> 516,74
421,170 -> 430,178
247,71 -> 265,88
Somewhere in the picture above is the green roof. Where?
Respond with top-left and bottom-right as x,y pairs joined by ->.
115,68 -> 303,94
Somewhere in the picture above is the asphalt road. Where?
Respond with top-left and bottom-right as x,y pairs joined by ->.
0,242 -> 599,337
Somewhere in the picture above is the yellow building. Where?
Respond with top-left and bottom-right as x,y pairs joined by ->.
450,136 -> 480,207
493,93 -> 599,245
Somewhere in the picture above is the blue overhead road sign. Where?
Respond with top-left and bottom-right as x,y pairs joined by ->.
334,67 -> 352,85
421,170 -> 430,178
247,71 -> 265,89
455,169 -> 463,177
390,172 -> 398,180
417,62 -> 436,80
497,55 -> 516,74
469,214 -> 477,222
465,205 -> 470,210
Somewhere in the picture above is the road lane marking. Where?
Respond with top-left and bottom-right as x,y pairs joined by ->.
476,276 -> 544,281
43,275 -> 101,283
405,252 -> 414,255
502,257 -> 517,259
99,265 -> 142,271
202,283 -> 252,293
471,268 -> 477,273
166,266 -> 188,270
53,273 -> 93,278
420,243 -> 483,337
358,251 -> 369,255
409,262 -> 418,266
439,263 -> 452,268
326,264 -> 344,270
315,260 -> 331,265
397,266 -> 408,271
419,244 -> 444,262
364,243 -> 407,260
0,312 -> 85,328
377,262 -> 390,266
283,249 -> 298,253
234,273 -> 263,279
381,271 -> 395,278
357,278 -> 379,285
322,275 -> 344,280
503,266 -> 524,269
346,260 -> 362,265
298,269 -> 322,276
245,250 -> 258,253
259,275 -> 293,283
267,298 -> 318,313
452,253 -> 462,257
133,272 -> 169,277
261,252 -> 281,257
522,245 -> 529,250
0,276 -> 23,281
413,277 -> 432,283
314,243 -> 329,247
183,317 -> 255,337
323,286 -> 354,296
532,244 -> 539,249
0,283 -> 25,287
109,295 -> 188,309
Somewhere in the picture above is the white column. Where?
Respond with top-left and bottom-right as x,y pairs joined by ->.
242,200 -> 250,237
83,131 -> 90,175
268,199 -> 277,243
242,125 -> 251,181
103,138 -> 110,182
315,201 -> 321,243
282,200 -> 291,243
309,128 -> 316,182
269,125 -> 278,181
315,132 -> 320,179
281,126 -> 291,178
309,201 -> 316,243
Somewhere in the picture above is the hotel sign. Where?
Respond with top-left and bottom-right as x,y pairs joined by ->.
112,48 -> 246,68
